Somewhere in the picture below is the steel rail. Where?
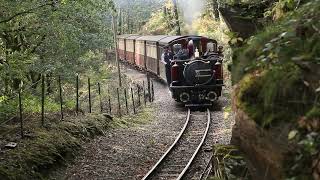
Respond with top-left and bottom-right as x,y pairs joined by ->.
142,108 -> 211,180
142,109 -> 191,180
199,154 -> 214,180
177,108 -> 211,179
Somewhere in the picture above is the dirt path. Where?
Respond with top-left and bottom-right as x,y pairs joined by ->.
53,65 -> 233,180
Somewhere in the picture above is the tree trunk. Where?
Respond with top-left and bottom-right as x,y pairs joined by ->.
212,0 -> 220,20
126,10 -> 130,34
118,8 -> 122,35
172,0 -> 181,35
29,71 -> 41,89
46,73 -> 52,94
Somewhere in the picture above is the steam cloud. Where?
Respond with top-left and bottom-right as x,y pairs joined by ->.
177,0 -> 205,25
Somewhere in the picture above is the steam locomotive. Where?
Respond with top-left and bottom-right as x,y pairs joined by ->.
117,35 -> 224,106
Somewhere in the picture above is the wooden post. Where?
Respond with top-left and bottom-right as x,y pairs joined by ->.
76,75 -> 79,115
143,81 -> 146,106
88,78 -> 92,113
98,83 -> 103,113
151,80 -> 154,102
137,84 -> 141,106
41,74 -> 45,126
117,88 -> 121,117
131,87 -> 136,114
112,15 -> 122,87
124,89 -> 129,114
108,88 -> 112,114
18,89 -> 24,138
58,76 -> 64,120
147,74 -> 151,102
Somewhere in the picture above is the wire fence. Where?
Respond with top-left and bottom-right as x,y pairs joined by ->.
0,73 -> 155,139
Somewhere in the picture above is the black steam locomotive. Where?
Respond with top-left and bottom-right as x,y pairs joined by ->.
117,35 -> 224,106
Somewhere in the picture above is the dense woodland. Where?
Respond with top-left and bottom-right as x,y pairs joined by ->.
0,0 -> 162,95
0,0 -> 319,179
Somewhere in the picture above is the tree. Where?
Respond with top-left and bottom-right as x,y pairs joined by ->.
172,0 -> 181,35
0,0 -> 116,95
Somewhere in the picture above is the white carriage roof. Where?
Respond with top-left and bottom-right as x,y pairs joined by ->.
119,34 -> 216,44
126,35 -> 142,40
117,34 -> 136,39
136,35 -> 168,42
158,36 -> 183,44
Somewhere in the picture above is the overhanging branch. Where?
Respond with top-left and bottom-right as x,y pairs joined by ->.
0,3 -> 53,24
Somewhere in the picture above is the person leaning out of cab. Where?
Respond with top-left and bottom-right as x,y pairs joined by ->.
161,46 -> 174,85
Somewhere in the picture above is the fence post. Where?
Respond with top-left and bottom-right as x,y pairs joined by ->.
41,74 -> 45,127
108,88 -> 112,114
117,88 -> 121,117
147,74 -> 151,102
76,75 -> 79,115
18,89 -> 24,139
151,80 -> 154,102
88,77 -> 92,113
98,82 -> 103,113
124,88 -> 129,114
58,76 -> 64,120
131,87 -> 136,114
143,81 -> 146,106
137,84 -> 141,106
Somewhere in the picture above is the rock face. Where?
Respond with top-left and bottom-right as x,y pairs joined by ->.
219,6 -> 258,39
231,85 -> 292,180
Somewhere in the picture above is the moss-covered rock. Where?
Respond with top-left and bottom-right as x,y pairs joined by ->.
231,0 -> 320,179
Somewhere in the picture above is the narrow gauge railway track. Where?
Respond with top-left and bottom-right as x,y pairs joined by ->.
142,108 -> 211,180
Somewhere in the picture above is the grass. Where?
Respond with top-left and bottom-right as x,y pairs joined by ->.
0,60 -> 154,179
111,107 -> 154,128
0,105 -> 154,180
209,145 -> 250,180
0,114 -> 110,180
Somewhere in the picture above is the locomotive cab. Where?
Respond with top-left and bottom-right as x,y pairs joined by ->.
169,38 -> 224,106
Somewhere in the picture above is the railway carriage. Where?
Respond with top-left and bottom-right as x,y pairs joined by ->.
117,34 -> 224,106
125,35 -> 141,64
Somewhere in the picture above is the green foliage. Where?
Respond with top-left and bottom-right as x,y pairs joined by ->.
237,63 -> 315,127
142,0 -> 183,35
0,0 -> 115,96
305,106 -> 320,120
233,0 -> 320,126
286,130 -> 320,179
233,0 -> 320,82
114,0 -> 163,34
0,96 -> 18,123
232,0 -> 320,178
211,145 -> 250,180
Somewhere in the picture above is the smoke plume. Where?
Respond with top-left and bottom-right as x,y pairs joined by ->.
178,0 -> 205,25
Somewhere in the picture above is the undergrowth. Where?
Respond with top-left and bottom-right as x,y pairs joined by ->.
233,0 -> 320,127
0,114 -> 110,180
0,106 -> 154,180
232,0 -> 320,179
210,145 -> 251,180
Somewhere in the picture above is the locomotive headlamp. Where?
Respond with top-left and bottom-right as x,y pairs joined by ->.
180,92 -> 190,103
207,91 -> 218,102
